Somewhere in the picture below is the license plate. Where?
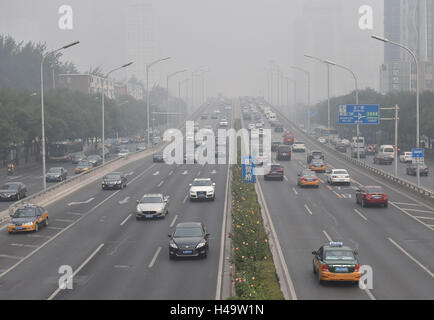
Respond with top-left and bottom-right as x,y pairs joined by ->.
198,194 -> 205,198
272,171 -> 277,174
15,227 -> 23,230
145,215 -> 153,218
183,250 -> 193,254
339,179 -> 345,181
373,196 -> 381,199
335,267 -> 348,272
306,179 -> 313,181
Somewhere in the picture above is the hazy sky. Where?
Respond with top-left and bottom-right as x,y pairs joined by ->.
0,0 -> 384,103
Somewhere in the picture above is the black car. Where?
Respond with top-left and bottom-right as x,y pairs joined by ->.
335,143 -> 347,153
277,145 -> 291,161
102,172 -> 128,190
0,182 -> 27,201
169,222 -> 210,259
46,167 -> 68,182
271,142 -> 280,152
71,153 -> 86,164
373,153 -> 392,165
406,163 -> 429,176
153,151 -> 165,162
274,124 -> 284,133
87,155 -> 103,167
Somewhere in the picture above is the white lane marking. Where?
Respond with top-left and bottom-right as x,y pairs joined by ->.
390,202 -> 434,231
10,243 -> 39,248
414,216 -> 434,220
365,288 -> 376,300
353,209 -> 368,221
0,254 -> 24,260
168,170 -> 174,176
47,227 -> 63,230
284,176 -> 289,181
210,169 -> 217,175
67,197 -> 95,206
402,208 -> 434,214
304,204 -> 313,215
120,214 -> 132,226
256,179 -> 297,300
153,171 -> 160,176
292,187 -> 298,195
126,171 -> 134,176
8,175 -> 23,180
55,219 -> 74,223
182,170 -> 188,175
197,171 -> 201,176
183,195 -> 188,204
47,243 -> 105,300
0,163 -> 157,280
393,202 -> 422,207
169,215 -> 178,228
119,196 -> 130,205
388,238 -> 434,278
322,230 -> 333,242
148,246 -> 162,268
158,180 -> 164,187
216,164 -> 231,300
66,212 -> 84,216
27,234 -> 51,239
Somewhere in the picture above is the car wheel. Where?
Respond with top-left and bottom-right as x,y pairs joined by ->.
44,218 -> 49,227
313,262 -> 316,274
169,254 -> 175,260
384,202 -> 388,208
35,223 -> 39,232
361,200 -> 366,208
16,194 -> 20,201
318,274 -> 324,285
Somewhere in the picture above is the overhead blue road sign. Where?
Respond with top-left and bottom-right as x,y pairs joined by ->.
338,104 -> 380,125
242,156 -> 255,183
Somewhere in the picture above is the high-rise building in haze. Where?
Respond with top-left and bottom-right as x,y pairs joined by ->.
125,0 -> 159,87
380,0 -> 434,93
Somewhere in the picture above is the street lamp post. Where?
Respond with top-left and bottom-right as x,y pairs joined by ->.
146,57 -> 171,148
40,40 -> 79,190
166,69 -> 187,130
101,62 -> 133,165
325,60 -> 360,160
372,35 -> 421,186
291,66 -> 311,133
305,54 -> 332,146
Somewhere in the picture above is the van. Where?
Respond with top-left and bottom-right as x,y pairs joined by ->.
277,145 -> 291,161
379,145 -> 395,158
351,137 -> 365,148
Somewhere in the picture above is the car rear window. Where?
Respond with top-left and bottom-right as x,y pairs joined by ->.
333,170 -> 347,175
325,249 -> 355,260
271,165 -> 282,170
278,146 -> 291,152
383,148 -> 394,153
365,187 -> 383,193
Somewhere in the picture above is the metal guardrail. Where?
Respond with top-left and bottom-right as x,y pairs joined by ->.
268,104 -> 434,202
1,102 -> 211,223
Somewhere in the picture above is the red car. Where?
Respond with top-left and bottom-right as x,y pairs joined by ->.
264,164 -> 284,181
283,131 -> 294,145
356,186 -> 388,208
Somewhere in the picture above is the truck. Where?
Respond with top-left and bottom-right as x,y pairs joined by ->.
283,131 -> 295,145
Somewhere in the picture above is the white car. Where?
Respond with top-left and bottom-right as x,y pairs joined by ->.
326,169 -> 351,186
255,122 -> 262,128
341,139 -> 351,147
399,151 -> 412,163
189,178 -> 215,201
318,137 -> 327,144
292,141 -> 306,152
117,148 -> 129,157
248,123 -> 255,131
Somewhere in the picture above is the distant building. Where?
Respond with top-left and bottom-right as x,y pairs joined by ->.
380,0 -> 434,93
58,74 -> 115,99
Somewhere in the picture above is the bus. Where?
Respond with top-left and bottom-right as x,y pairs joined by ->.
48,141 -> 83,162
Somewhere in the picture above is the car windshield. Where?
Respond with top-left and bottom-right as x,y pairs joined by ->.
384,148 -> 394,153
88,156 -> 99,160
302,171 -> 316,177
294,142 -> 304,145
270,165 -> 281,170
334,170 -> 348,175
365,187 -> 383,193
1,183 -> 19,190
192,180 -> 212,186
77,161 -> 90,167
279,147 -> 291,152
325,250 -> 355,260
105,173 -> 121,179
48,168 -> 62,173
140,196 -> 162,203
13,207 -> 37,218
174,227 -> 203,238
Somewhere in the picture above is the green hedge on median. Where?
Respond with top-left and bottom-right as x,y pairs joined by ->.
229,127 -> 284,300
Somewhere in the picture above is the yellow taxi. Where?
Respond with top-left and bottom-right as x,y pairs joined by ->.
309,158 -> 326,173
8,204 -> 49,233
297,170 -> 319,188
312,242 -> 361,285
74,160 -> 93,174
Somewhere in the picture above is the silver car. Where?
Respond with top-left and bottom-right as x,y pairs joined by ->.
136,193 -> 169,220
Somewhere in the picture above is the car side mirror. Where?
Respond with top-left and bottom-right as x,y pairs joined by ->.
168,234 -> 172,238
212,183 -> 216,186
354,250 -> 358,255
136,200 -> 139,204
189,184 -> 192,186
311,251 -> 317,255
206,233 -> 210,237
356,189 -> 361,193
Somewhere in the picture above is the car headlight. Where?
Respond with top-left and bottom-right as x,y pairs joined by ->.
136,206 -> 141,212
207,190 -> 214,195
169,242 -> 178,249
22,222 -> 34,226
8,223 -> 14,226
196,240 -> 206,249
190,191 -> 195,195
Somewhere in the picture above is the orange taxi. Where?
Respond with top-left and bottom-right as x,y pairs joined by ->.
309,158 -> 326,173
8,204 -> 49,233
297,170 -> 319,188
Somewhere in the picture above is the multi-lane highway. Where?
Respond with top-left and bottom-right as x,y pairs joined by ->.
249,103 -> 434,299
0,102 -> 232,300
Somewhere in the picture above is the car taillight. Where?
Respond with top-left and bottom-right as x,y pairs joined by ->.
332,176 -> 337,178
355,264 -> 360,272
383,194 -> 388,199
322,264 -> 329,271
